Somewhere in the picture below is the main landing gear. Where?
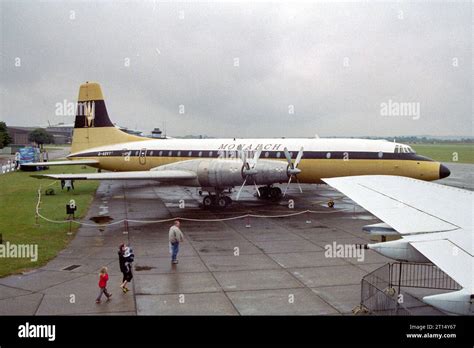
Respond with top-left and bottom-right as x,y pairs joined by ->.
257,186 -> 283,202
201,186 -> 283,209
202,194 -> 232,209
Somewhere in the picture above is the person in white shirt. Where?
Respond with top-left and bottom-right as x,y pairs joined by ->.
169,220 -> 184,264
14,152 -> 21,169
64,179 -> 73,191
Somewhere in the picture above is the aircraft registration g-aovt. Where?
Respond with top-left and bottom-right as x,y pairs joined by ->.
31,82 -> 450,209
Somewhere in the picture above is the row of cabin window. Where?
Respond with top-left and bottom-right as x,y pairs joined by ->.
129,150 -> 288,158
127,151 -> 388,159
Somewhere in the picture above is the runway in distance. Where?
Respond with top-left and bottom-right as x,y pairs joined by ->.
31,82 -> 451,209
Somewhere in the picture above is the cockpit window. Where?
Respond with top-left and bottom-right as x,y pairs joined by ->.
395,145 -> 416,154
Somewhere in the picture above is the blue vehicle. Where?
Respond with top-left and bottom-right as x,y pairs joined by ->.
19,147 -> 41,171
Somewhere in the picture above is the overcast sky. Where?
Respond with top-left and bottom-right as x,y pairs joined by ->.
0,1 -> 472,138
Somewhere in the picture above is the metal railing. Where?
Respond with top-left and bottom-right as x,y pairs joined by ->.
390,262 -> 461,291
360,278 -> 411,315
1,160 -> 17,174
359,263 -> 412,315
359,262 -> 461,315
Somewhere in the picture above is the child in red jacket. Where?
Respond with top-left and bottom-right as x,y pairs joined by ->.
96,267 -> 112,303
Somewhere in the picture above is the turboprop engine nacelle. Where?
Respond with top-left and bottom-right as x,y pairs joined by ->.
423,289 -> 473,315
153,159 -> 289,189
368,239 -> 430,263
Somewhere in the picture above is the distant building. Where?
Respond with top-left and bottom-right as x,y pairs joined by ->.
45,123 -> 74,144
7,126 -> 36,145
7,123 -> 74,146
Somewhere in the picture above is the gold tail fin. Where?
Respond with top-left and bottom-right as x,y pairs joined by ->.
71,82 -> 146,153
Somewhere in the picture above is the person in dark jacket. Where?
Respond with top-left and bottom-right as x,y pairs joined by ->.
118,243 -> 134,293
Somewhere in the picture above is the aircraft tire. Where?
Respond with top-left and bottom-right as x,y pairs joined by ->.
269,187 -> 282,201
203,195 -> 214,208
217,197 -> 228,209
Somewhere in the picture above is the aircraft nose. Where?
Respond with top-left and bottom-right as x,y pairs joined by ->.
439,164 -> 451,179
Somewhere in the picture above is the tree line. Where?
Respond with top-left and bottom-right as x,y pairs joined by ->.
0,122 -> 54,149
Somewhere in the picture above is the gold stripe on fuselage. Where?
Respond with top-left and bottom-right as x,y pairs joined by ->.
82,156 -> 441,182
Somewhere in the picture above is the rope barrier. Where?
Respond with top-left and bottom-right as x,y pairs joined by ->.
35,186 -> 354,227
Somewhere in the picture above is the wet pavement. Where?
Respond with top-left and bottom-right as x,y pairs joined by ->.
438,162 -> 474,191
0,162 -> 471,315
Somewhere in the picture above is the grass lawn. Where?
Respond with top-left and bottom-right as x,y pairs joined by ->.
0,165 -> 99,277
410,143 -> 474,164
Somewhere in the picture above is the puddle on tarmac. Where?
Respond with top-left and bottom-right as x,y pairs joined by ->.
135,265 -> 156,271
344,214 -> 378,220
199,246 -> 231,253
90,216 -> 114,224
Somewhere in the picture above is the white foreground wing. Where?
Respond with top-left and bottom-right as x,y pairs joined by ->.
32,170 -> 196,182
322,175 -> 473,315
323,175 -> 471,234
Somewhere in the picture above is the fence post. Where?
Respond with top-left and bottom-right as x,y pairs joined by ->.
397,262 -> 402,295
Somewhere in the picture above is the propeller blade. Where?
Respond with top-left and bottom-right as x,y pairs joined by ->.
251,145 -> 262,167
253,178 -> 260,197
283,177 -> 292,197
283,147 -> 292,167
237,145 -> 251,172
236,144 -> 242,158
236,176 -> 248,201
294,147 -> 304,167
296,177 -> 303,193
242,151 -> 247,168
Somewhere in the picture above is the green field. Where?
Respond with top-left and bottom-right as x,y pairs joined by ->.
410,143 -> 474,164
0,166 -> 98,277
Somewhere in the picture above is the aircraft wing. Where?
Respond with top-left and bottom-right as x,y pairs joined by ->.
21,160 -> 99,166
32,170 -> 197,182
322,175 -> 473,315
323,175 -> 471,234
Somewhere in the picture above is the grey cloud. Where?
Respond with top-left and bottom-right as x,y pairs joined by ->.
0,1 -> 471,138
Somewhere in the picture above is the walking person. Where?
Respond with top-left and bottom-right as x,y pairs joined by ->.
14,151 -> 21,170
95,267 -> 112,303
118,243 -> 134,293
64,179 -> 73,191
169,220 -> 184,264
